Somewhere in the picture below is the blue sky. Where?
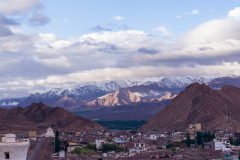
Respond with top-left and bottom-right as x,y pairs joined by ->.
0,0 -> 240,98
23,0 -> 239,38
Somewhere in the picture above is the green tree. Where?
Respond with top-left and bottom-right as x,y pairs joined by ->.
100,143 -> 124,153
55,137 -> 60,152
166,143 -> 172,149
229,137 -> 233,145
72,147 -> 95,154
56,130 -> 59,138
186,132 -> 191,147
211,133 -> 216,141
207,131 -> 212,142
234,137 -> 240,146
196,131 -> 202,145
203,131 -> 207,140
86,143 -> 96,150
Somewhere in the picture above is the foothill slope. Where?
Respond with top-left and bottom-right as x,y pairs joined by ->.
139,83 -> 240,132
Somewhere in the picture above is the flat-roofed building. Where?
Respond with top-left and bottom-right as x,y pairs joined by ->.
29,131 -> 37,138
188,123 -> 201,132
0,134 -> 29,160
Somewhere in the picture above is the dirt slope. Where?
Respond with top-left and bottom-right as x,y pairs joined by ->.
139,83 -> 240,132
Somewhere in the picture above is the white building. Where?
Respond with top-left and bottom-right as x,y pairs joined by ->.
46,127 -> 55,137
0,134 -> 29,160
134,142 -> 148,153
211,139 -> 232,152
149,135 -> 157,140
53,150 -> 65,158
95,140 -> 109,149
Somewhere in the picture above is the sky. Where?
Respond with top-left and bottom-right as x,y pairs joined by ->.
0,0 -> 240,98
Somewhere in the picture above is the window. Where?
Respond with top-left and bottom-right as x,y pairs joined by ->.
4,152 -> 9,159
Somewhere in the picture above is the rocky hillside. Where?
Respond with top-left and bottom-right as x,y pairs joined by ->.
0,102 -> 105,133
139,83 -> 240,132
86,88 -> 141,107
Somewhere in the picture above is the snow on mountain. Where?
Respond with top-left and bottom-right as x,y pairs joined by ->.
153,76 -> 208,88
28,76 -> 210,99
72,80 -> 138,92
29,80 -> 139,99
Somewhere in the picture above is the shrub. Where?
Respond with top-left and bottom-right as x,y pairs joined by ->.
100,143 -> 124,153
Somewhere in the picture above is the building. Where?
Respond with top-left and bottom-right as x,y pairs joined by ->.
188,123 -> 201,131
134,142 -> 146,153
0,134 -> 29,160
52,150 -> 65,159
67,142 -> 80,152
28,131 -> 37,138
149,135 -> 157,140
1,136 -> 6,142
113,139 -> 128,148
46,127 -> 55,137
96,140 -> 109,149
204,140 -> 231,152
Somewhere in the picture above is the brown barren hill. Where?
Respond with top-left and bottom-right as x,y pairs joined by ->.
86,88 -> 141,107
139,83 -> 240,132
0,102 -> 105,133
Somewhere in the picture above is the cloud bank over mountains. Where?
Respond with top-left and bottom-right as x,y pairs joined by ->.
0,1 -> 239,98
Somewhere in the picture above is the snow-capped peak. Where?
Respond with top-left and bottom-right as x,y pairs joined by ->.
146,76 -> 208,88
28,76 -> 210,99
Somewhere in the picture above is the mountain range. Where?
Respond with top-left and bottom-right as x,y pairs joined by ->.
16,76 -> 208,110
2,75 -> 240,121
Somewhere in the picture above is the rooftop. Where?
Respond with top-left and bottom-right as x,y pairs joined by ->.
113,139 -> 128,143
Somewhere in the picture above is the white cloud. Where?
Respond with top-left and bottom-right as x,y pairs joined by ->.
34,56 -> 71,67
0,0 -> 42,14
80,30 -> 149,45
192,10 -> 199,14
112,16 -> 123,20
152,26 -> 173,37
185,12 -> 190,15
177,15 -> 181,18
228,7 -> 240,20
2,62 -> 240,88
181,18 -> 240,43
39,33 -> 59,42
